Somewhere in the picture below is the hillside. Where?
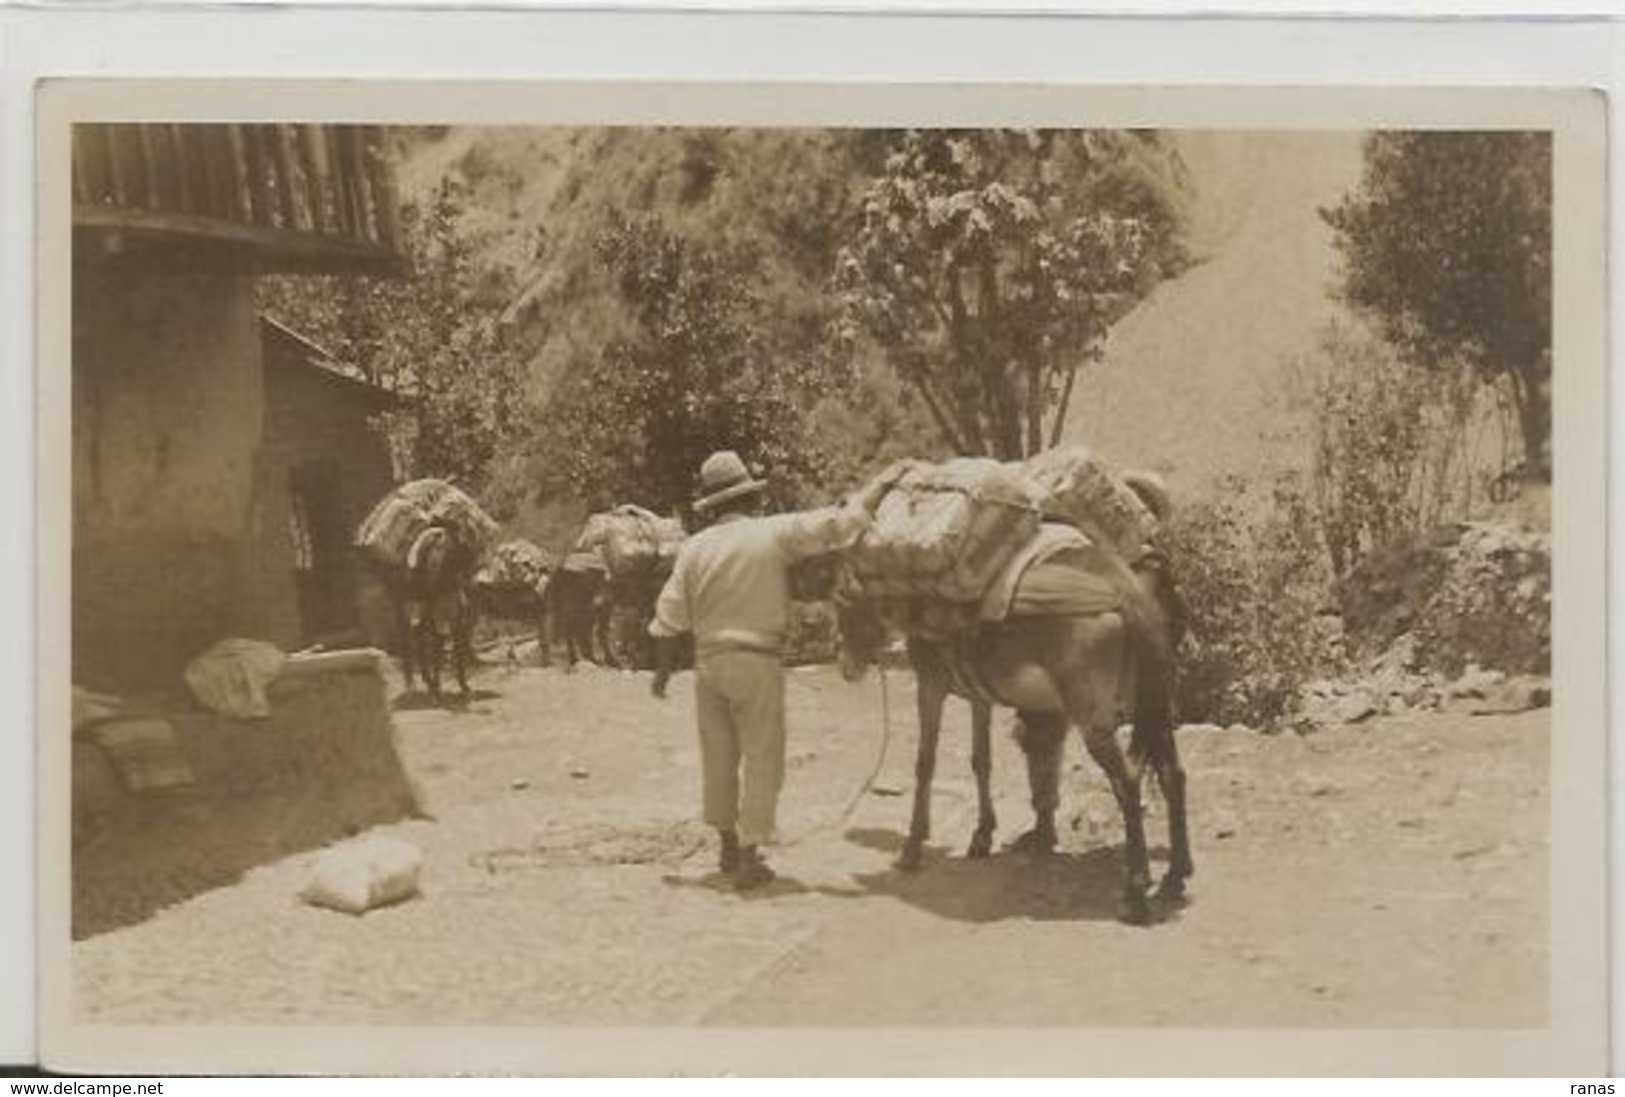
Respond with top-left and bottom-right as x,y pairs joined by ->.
1063,131 -> 1368,496
391,125 -> 936,544
393,127 -> 1370,514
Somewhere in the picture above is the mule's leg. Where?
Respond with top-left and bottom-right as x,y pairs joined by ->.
1151,729 -> 1194,903
559,595 -> 580,673
595,601 -> 618,669
898,669 -> 946,872
1014,711 -> 1063,853
1057,616 -> 1154,923
966,700 -> 996,859
418,614 -> 443,701
535,599 -> 552,667
1082,716 -> 1152,924
453,600 -> 473,699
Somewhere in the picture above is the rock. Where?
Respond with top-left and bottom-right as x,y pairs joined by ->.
1300,775 -> 1341,798
510,778 -> 531,791
1468,676 -> 1551,715
1177,722 -> 1225,735
1209,810 -> 1239,839
507,639 -> 541,664
1293,696 -> 1335,730
569,766 -> 591,780
1333,689 -> 1380,724
1300,679 -> 1341,700
1368,632 -> 1420,676
1448,663 -> 1507,699
1224,723 -> 1253,737
1295,684 -> 1378,729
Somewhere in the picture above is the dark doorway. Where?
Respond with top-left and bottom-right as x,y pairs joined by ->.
288,460 -> 353,642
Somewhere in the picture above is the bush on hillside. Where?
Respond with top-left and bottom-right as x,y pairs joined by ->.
1305,322 -> 1489,580
1341,522 -> 1550,678
538,217 -> 843,516
1160,475 -> 1343,729
1416,523 -> 1550,677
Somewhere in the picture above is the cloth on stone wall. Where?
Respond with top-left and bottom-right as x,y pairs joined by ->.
183,637 -> 288,720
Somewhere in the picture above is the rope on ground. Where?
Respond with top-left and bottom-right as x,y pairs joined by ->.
780,663 -> 893,848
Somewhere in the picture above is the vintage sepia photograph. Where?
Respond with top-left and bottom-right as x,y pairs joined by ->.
36,81 -> 1608,1075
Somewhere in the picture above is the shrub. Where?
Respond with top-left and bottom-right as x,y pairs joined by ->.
1160,475 -> 1342,729
1305,322 -> 1483,580
1414,523 -> 1551,677
1333,519 -> 1550,679
537,217 -> 841,516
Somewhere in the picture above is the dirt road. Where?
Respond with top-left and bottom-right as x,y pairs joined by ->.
74,660 -> 1547,1029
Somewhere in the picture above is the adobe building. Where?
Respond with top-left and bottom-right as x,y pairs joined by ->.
257,315 -> 400,649
71,123 -> 407,693
69,126 -> 423,939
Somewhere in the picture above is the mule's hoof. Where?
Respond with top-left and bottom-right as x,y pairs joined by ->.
894,846 -> 923,873
1119,892 -> 1153,926
1156,876 -> 1189,907
966,833 -> 993,860
1009,828 -> 1057,855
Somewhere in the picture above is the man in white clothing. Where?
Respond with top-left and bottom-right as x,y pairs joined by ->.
650,450 -> 886,889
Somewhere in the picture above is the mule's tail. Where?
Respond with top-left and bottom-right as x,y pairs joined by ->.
1095,550 -> 1177,777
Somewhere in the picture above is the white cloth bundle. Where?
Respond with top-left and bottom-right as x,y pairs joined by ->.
300,835 -> 423,915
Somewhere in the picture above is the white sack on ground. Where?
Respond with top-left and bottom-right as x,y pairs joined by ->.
300,835 -> 423,915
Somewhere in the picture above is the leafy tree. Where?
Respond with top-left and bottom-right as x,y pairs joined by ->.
539,216 -> 841,516
1323,132 -> 1552,479
259,178 -> 532,496
835,130 -> 1189,459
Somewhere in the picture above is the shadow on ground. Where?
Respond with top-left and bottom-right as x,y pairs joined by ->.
660,825 -> 1185,926
392,688 -> 503,712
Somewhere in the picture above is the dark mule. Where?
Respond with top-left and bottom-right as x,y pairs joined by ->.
547,558 -> 615,670
471,576 -> 552,666
389,523 -> 479,701
835,553 -> 1191,925
471,541 -> 557,666
602,572 -> 667,670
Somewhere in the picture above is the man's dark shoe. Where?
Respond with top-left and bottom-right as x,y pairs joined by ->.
732,847 -> 776,891
718,829 -> 741,874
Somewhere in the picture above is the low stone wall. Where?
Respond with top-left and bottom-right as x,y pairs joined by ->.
73,650 -> 421,940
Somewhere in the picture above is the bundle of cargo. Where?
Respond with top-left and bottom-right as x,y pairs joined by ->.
1021,445 -> 1166,562
355,479 -> 500,570
576,505 -> 685,579
843,458 -> 1046,638
475,538 -> 556,596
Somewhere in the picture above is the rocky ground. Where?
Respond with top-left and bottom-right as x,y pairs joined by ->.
74,658 -> 1547,1030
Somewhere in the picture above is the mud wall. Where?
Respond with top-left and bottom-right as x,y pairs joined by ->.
72,652 -> 421,939
72,269 -> 268,692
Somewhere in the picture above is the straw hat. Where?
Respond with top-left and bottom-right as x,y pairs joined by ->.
693,450 -> 768,514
